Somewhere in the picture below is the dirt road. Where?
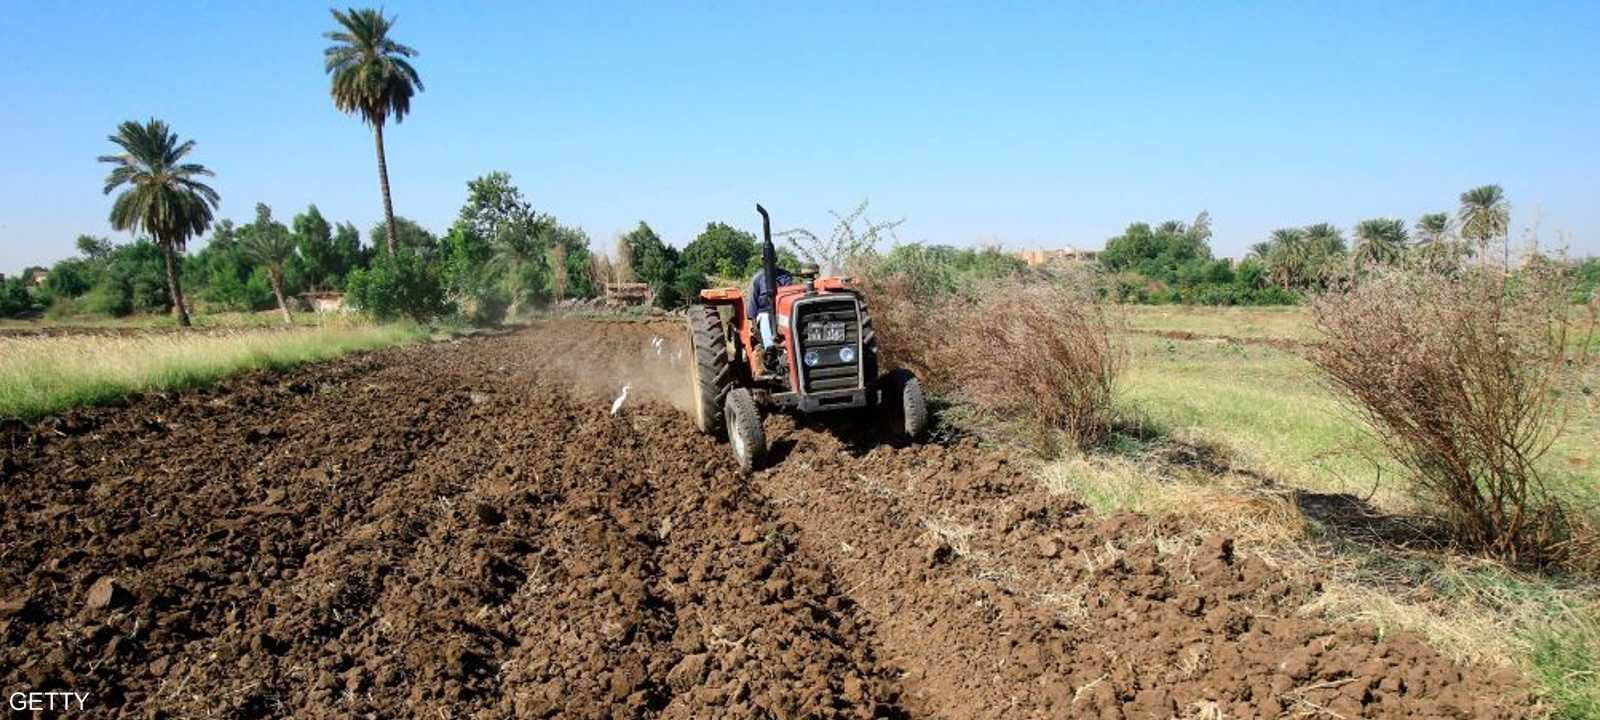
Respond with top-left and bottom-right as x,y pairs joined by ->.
0,320 -> 1531,718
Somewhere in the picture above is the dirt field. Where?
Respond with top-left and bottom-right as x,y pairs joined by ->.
0,319 -> 1534,718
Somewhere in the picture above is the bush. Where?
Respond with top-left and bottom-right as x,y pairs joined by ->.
345,250 -> 449,321
865,275 -> 1125,450
0,276 -> 34,317
81,279 -> 134,317
1309,263 -> 1597,567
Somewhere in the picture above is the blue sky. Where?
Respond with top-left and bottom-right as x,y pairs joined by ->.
2,1 -> 1598,271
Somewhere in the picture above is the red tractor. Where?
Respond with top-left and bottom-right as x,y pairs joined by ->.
687,204 -> 928,470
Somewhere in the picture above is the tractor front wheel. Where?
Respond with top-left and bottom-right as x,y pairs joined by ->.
724,387 -> 767,472
687,304 -> 733,436
879,369 -> 928,441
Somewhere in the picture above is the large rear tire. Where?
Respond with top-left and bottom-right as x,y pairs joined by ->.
880,368 -> 928,441
858,296 -> 880,383
688,304 -> 733,436
724,387 -> 767,472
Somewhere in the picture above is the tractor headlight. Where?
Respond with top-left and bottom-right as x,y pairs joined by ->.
839,346 -> 856,363
803,350 -> 820,367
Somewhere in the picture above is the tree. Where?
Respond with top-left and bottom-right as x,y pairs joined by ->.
345,249 -> 447,321
682,222 -> 759,280
622,221 -> 680,307
440,222 -> 502,322
324,7 -> 423,256
76,235 -> 112,262
1250,224 -> 1347,291
778,199 -> 904,275
331,222 -> 366,285
370,217 -> 438,258
44,258 -> 96,299
1416,212 -> 1451,245
95,241 -> 172,316
0,275 -> 33,318
208,219 -> 238,252
293,205 -> 341,290
1458,185 -> 1509,264
98,118 -> 219,326
458,171 -> 538,241
1352,218 -> 1409,268
546,223 -> 595,299
1411,212 -> 1470,274
240,204 -> 299,324
1099,212 -> 1215,286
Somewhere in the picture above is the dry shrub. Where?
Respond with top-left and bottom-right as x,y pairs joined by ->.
1309,261 -> 1597,568
864,275 -> 1126,449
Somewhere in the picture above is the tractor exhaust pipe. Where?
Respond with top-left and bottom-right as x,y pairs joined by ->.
756,203 -> 778,309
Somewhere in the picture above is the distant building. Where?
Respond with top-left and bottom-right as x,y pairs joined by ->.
1014,247 -> 1099,267
27,268 -> 48,288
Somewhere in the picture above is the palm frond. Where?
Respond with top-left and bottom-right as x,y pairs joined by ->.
324,6 -> 422,127
99,118 -> 218,250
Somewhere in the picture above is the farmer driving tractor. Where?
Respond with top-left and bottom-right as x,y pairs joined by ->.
746,264 -> 794,353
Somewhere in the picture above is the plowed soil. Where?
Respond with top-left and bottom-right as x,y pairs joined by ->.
1,319 -> 1533,718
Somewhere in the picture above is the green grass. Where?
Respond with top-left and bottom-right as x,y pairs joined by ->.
1117,334 -> 1406,504
0,321 -> 429,420
1528,607 -> 1600,718
1117,333 -> 1599,513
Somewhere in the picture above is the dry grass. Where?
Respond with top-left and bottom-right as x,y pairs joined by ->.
1310,263 -> 1598,568
867,276 -> 1126,450
0,321 -> 428,420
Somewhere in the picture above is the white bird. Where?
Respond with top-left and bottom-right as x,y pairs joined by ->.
651,336 -> 664,356
610,384 -> 632,415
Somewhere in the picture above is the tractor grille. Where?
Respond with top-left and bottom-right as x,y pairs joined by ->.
794,297 -> 862,393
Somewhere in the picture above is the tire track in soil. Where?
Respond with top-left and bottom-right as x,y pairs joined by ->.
584,320 -> 1535,719
752,421 -> 1534,719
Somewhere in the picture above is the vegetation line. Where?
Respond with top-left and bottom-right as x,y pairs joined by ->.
0,322 -> 428,422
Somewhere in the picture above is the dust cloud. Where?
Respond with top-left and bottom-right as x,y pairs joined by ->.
527,318 -> 696,415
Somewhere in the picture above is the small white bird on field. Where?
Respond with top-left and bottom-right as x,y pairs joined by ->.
611,384 -> 632,415
651,336 -> 664,356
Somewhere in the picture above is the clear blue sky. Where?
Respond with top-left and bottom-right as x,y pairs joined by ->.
3,1 -> 1598,272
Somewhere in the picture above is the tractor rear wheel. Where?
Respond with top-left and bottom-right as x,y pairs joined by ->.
858,296 -> 880,382
687,304 -> 733,436
880,368 -> 928,441
724,387 -> 767,472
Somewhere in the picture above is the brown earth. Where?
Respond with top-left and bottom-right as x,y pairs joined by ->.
1127,327 -> 1310,353
0,319 -> 1534,718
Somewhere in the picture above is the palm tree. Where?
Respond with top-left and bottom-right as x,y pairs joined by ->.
240,203 -> 299,325
99,119 -> 219,327
1458,185 -> 1509,264
1408,212 -> 1459,273
1415,212 -> 1451,246
1352,218 -> 1409,267
324,7 -> 423,256
1302,223 -> 1348,287
1263,228 -> 1308,290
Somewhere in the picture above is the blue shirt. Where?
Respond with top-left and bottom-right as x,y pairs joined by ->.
746,268 -> 794,318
